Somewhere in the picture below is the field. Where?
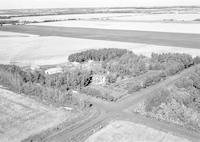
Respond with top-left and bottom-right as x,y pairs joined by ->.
0,86 -> 80,142
1,30 -> 200,66
85,120 -> 190,142
32,20 -> 200,34
1,25 -> 200,49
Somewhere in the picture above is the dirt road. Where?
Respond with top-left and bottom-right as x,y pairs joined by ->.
1,25 -> 200,49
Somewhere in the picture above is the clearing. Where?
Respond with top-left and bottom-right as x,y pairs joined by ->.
0,87 -> 79,142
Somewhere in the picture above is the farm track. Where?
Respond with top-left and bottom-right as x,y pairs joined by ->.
40,66 -> 200,142
1,25 -> 200,49
41,108 -> 104,142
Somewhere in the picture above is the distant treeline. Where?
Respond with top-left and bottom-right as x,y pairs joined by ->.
0,20 -> 19,25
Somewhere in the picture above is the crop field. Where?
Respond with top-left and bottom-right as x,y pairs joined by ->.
0,87 -> 80,142
32,20 -> 200,34
85,120 -> 190,142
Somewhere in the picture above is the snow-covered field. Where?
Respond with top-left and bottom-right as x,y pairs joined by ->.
32,20 -> 200,34
0,87 -> 78,142
85,121 -> 190,142
1,31 -> 200,66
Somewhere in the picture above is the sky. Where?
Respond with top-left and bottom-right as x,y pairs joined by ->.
0,0 -> 200,9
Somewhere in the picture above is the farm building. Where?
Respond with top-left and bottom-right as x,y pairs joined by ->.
92,74 -> 106,85
45,67 -> 63,75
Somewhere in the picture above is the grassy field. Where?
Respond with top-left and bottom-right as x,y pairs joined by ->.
0,86 -> 80,142
85,120 -> 190,142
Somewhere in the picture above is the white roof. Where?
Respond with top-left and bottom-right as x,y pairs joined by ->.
45,67 -> 62,74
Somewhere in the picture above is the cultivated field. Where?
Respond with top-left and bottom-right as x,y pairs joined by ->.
85,120 -> 191,142
0,86 -> 79,142
32,20 -> 200,34
1,30 -> 200,66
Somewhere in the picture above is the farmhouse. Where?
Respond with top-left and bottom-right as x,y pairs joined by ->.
45,67 -> 63,75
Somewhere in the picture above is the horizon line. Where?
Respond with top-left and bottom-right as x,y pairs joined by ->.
0,5 -> 199,10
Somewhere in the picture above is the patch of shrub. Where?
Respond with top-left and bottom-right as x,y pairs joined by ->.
145,89 -> 171,112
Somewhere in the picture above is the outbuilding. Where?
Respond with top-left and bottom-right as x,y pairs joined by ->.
45,67 -> 63,75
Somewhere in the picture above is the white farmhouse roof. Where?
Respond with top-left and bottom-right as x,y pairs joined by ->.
45,67 -> 63,75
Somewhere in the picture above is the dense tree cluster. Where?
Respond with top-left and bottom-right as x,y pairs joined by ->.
0,64 -> 92,107
68,48 -> 130,62
45,69 -> 93,91
149,53 -> 195,75
142,66 -> 200,131
103,52 -> 197,80
104,53 -> 147,77
126,71 -> 165,94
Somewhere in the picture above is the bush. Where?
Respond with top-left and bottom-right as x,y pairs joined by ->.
175,77 -> 194,89
145,89 -> 170,112
143,73 -> 162,88
106,74 -> 118,84
127,84 -> 142,93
